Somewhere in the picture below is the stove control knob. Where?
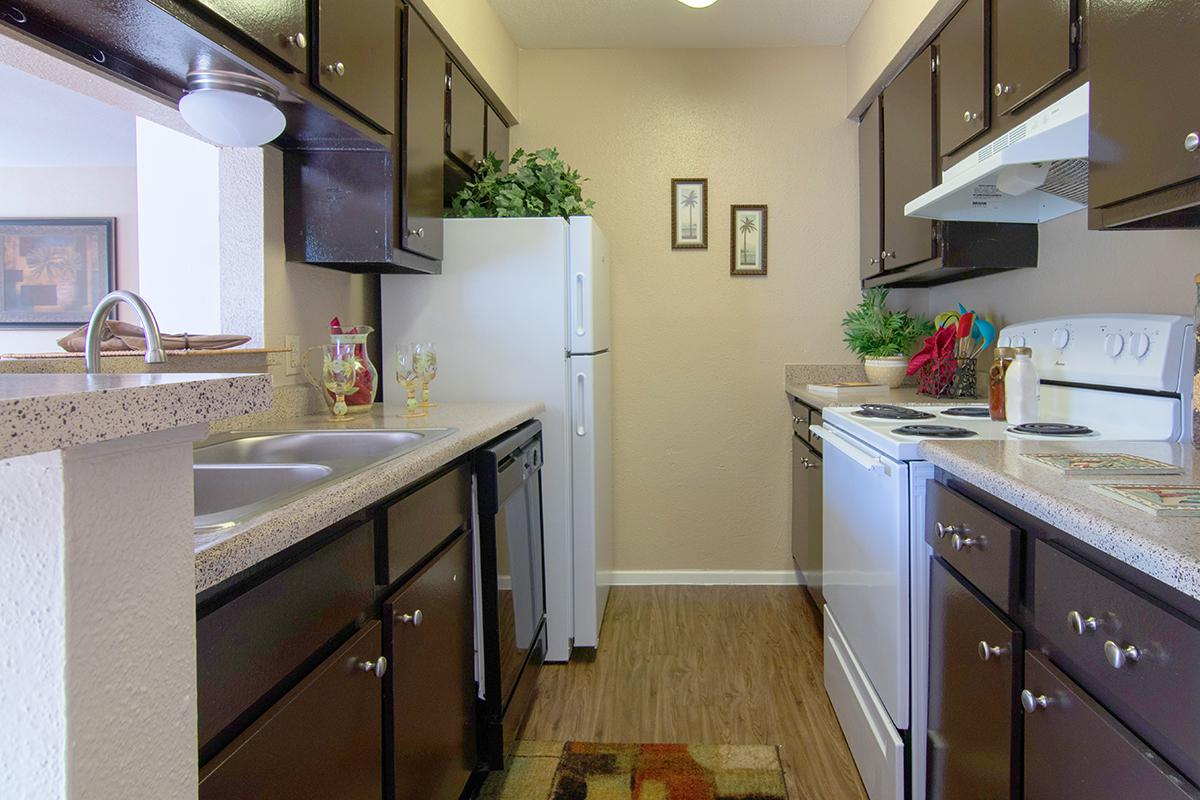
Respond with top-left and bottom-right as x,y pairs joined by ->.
997,335 -> 1011,348
1129,332 -> 1151,359
1011,335 -> 1026,348
1104,333 -> 1125,358
1051,328 -> 1070,350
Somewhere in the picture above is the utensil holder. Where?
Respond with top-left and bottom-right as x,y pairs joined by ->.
917,356 -> 978,399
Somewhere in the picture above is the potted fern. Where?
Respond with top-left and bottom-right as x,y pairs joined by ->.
842,287 -> 934,388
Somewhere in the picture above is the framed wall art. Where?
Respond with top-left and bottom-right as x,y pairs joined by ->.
730,205 -> 767,276
0,218 -> 115,326
671,178 -> 708,249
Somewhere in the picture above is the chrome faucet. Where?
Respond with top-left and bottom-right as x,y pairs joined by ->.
84,291 -> 168,374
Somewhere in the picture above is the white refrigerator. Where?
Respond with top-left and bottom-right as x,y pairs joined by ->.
381,216 -> 613,661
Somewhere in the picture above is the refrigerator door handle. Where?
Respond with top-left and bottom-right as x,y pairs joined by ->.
575,371 -> 587,437
574,272 -> 586,338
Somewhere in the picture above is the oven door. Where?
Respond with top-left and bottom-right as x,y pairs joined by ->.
813,424 -> 910,729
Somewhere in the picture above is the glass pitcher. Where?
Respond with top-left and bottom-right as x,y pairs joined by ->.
302,323 -> 379,415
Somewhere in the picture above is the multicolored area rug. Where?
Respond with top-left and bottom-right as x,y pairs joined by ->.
479,740 -> 789,799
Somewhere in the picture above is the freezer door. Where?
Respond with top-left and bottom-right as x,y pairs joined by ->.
568,217 -> 611,354
568,351 -> 612,649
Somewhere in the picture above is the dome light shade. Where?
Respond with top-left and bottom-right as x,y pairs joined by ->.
178,70 -> 286,147
676,0 -> 718,7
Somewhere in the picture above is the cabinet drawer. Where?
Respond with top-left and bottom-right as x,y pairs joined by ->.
926,482 -> 1021,614
379,463 -> 470,584
1034,540 -> 1200,784
1022,651 -> 1199,800
200,621 -> 386,800
385,531 -> 476,800
197,521 -> 375,750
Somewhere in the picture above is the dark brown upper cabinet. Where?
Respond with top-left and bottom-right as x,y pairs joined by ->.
1088,0 -> 1200,229
859,99 -> 883,280
992,0 -> 1079,117
400,4 -> 448,264
315,0 -> 396,131
936,0 -> 990,156
881,46 -> 938,271
485,105 -> 510,166
190,0 -> 310,73
447,62 -> 487,172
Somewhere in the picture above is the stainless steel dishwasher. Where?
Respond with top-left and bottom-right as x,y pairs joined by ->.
791,398 -> 823,608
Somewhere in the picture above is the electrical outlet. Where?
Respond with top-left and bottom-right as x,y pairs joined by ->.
285,335 -> 300,376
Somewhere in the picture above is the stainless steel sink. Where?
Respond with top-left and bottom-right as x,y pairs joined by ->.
193,428 -> 456,532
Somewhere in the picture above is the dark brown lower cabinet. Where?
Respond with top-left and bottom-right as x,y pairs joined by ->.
927,558 -> 1021,800
198,621 -> 386,800
386,531 -> 476,800
1022,651 -> 1200,799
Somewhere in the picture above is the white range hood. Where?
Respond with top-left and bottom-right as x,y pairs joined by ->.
905,82 -> 1090,224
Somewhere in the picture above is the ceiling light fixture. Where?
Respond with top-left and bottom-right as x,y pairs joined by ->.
178,70 -> 286,147
676,0 -> 718,7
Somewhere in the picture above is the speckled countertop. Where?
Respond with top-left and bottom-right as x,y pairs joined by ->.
193,401 -> 543,593
920,439 -> 1200,601
786,383 -> 952,410
0,372 -> 271,460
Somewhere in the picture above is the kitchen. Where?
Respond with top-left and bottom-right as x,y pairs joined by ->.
0,0 -> 1198,799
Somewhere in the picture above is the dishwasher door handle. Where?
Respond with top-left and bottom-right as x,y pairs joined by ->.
810,425 -> 884,472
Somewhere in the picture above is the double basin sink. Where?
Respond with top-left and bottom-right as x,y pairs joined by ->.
194,428 -> 454,532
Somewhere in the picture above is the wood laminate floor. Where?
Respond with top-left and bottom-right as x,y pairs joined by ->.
519,586 -> 868,800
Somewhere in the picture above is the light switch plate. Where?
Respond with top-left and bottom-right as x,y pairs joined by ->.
285,335 -> 300,376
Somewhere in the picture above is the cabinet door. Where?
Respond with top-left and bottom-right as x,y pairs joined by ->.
992,0 -> 1078,117
386,532 -> 476,800
1022,652 -> 1200,799
485,105 -> 510,166
316,0 -> 396,130
199,622 -> 385,800
881,47 -> 937,271
448,63 -> 487,171
858,98 -> 882,280
400,5 -> 445,261
927,558 -> 1020,800
193,0 -> 309,72
1089,0 -> 1200,209
937,0 -> 989,156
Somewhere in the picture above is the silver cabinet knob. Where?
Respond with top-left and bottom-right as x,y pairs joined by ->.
935,522 -> 959,539
324,61 -> 346,76
359,656 -> 388,678
951,532 -> 978,551
881,251 -> 896,260
1020,689 -> 1050,714
963,110 -> 979,123
867,257 -> 879,265
1104,640 -> 1140,669
284,32 -> 307,48
1067,610 -> 1098,636
397,609 -> 423,627
978,640 -> 1008,661
1186,132 -> 1200,153
407,227 -> 425,238
994,82 -> 1011,97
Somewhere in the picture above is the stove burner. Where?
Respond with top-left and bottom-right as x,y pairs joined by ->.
941,406 -> 991,418
1008,422 -> 1095,437
892,424 -> 978,438
853,403 -> 935,421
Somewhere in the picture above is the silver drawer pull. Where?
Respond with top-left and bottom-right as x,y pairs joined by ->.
951,532 -> 978,551
358,656 -> 388,678
1020,689 -> 1050,714
1104,640 -> 1141,670
284,32 -> 307,49
1067,610 -> 1098,636
408,227 -> 425,238
978,640 -> 1008,661
397,609 -> 423,626
935,522 -> 959,539
324,61 -> 346,76
1186,132 -> 1199,153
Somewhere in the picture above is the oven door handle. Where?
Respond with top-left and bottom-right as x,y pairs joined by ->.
810,425 -> 884,472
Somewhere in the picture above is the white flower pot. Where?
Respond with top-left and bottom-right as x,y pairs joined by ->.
864,356 -> 909,389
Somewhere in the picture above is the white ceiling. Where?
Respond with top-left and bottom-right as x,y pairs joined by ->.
0,62 -> 135,167
489,0 -> 873,49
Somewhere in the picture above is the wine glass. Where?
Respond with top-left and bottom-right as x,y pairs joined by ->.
394,343 -> 427,418
414,342 -> 438,408
322,343 -> 359,419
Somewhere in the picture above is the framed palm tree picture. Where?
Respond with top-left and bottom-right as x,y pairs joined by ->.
730,205 -> 767,275
671,178 -> 707,250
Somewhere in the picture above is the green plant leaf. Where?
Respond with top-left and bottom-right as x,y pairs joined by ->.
446,147 -> 595,220
841,287 -> 934,359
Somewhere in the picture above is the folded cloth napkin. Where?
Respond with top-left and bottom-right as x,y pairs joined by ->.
56,320 -> 251,353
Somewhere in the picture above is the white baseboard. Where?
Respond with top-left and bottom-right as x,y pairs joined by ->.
608,569 -> 803,586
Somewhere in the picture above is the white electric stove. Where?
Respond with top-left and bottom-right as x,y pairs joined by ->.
812,313 -> 1195,800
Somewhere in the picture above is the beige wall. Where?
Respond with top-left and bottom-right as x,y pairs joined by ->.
921,211 -> 1200,325
515,48 -> 859,573
421,0 -> 519,116
844,0 -> 954,116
